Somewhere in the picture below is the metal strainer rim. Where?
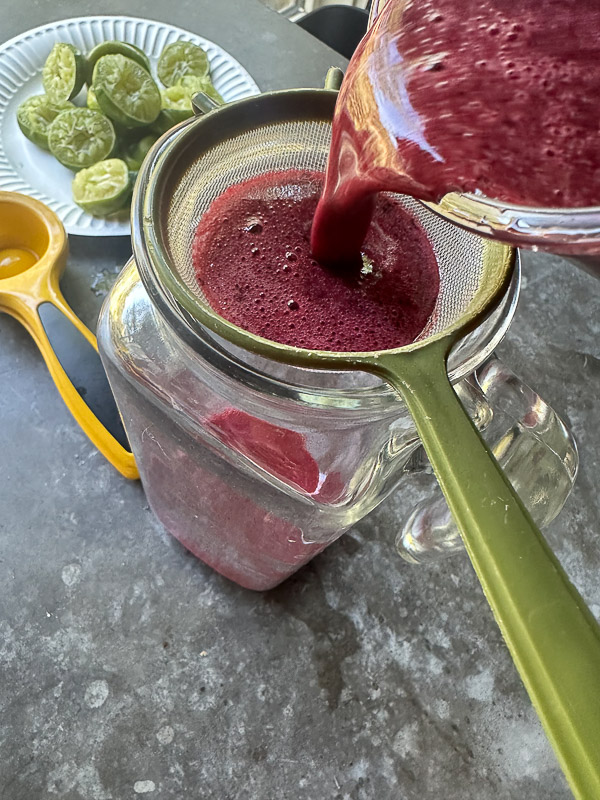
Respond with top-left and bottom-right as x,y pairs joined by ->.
132,88 -> 515,371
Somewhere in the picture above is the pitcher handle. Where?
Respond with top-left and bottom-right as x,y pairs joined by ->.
396,353 -> 578,563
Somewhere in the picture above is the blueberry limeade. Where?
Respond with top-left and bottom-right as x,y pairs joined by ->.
193,169 -> 440,352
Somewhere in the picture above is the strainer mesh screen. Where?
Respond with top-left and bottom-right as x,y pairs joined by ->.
163,118 -> 487,344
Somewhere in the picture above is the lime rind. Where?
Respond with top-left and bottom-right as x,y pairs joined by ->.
86,41 -> 151,83
93,54 -> 161,128
72,158 -> 131,216
42,43 -> 86,102
150,111 -> 178,135
121,134 -> 157,171
17,95 -> 73,150
157,41 -> 209,87
47,108 -> 116,170
86,87 -> 101,111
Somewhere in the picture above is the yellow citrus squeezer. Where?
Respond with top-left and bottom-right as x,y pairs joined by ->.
0,190 -> 138,479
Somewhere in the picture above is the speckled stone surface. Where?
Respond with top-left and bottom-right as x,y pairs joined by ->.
1,3 -> 599,799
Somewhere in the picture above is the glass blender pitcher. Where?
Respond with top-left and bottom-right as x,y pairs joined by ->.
366,0 -> 600,278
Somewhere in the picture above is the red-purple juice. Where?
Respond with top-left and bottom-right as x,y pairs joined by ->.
193,169 -> 439,351
312,0 -> 600,265
140,407 -> 341,590
187,169 -> 439,587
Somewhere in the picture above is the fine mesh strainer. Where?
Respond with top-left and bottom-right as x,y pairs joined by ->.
132,80 -> 600,798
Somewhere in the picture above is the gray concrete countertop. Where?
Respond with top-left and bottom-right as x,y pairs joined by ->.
1,2 -> 599,798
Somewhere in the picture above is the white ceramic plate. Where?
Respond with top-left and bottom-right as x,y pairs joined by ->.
0,16 -> 260,236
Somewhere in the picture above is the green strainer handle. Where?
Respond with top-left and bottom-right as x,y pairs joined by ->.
372,339 -> 600,800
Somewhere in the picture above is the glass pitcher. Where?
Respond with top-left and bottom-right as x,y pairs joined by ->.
97,254 -> 577,590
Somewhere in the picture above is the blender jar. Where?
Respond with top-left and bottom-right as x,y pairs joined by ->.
97,253 -> 576,590
366,0 -> 600,278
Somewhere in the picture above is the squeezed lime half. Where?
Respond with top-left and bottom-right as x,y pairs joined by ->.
42,43 -> 86,103
93,54 -> 161,128
152,78 -> 224,134
17,95 -> 73,150
159,85 -> 195,124
157,41 -> 209,87
86,41 -> 151,83
179,75 -> 224,105
47,108 -> 116,170
72,158 -> 131,216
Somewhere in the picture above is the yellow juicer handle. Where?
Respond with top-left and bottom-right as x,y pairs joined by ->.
2,275 -> 139,481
